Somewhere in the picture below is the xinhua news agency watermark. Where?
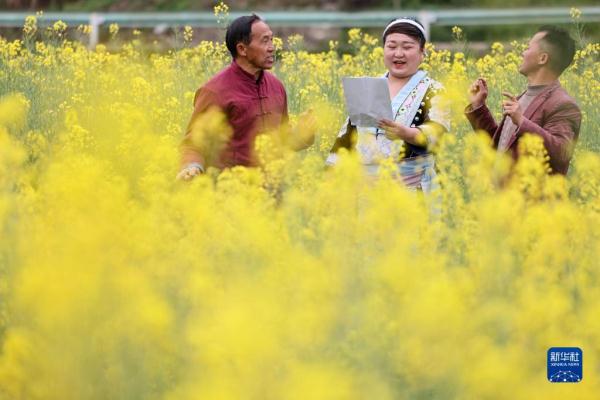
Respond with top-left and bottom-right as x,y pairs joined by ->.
547,347 -> 582,383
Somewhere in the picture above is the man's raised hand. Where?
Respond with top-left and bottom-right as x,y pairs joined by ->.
502,92 -> 523,126
469,78 -> 488,108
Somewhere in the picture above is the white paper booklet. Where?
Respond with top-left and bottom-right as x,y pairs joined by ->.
342,77 -> 393,128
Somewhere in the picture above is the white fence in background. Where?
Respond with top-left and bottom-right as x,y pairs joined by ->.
0,7 -> 598,47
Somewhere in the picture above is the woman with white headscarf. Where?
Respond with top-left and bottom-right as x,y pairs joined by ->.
327,18 -> 449,193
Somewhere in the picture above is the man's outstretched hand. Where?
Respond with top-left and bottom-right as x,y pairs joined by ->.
292,109 -> 316,150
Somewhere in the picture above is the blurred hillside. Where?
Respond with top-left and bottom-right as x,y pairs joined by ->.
1,0 -> 599,11
1,1 -> 598,47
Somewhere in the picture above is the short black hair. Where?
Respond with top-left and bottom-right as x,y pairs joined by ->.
383,18 -> 426,50
225,14 -> 262,58
537,25 -> 576,75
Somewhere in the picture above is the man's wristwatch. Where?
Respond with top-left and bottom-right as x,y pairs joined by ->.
186,162 -> 205,174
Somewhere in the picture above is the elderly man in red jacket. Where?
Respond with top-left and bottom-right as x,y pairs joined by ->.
178,14 -> 313,180
466,26 -> 581,175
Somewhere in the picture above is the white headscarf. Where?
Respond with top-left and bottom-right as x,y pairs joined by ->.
382,18 -> 426,41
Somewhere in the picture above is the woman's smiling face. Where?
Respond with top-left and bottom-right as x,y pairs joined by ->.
383,32 -> 424,79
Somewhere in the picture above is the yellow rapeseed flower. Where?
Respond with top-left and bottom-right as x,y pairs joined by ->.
109,23 -> 119,37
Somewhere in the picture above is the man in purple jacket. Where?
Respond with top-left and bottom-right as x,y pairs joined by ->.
178,14 -> 313,180
466,26 -> 581,175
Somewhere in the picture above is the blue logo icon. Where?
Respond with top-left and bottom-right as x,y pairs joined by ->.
548,347 -> 582,383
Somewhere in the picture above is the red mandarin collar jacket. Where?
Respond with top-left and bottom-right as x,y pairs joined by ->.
181,60 -> 289,169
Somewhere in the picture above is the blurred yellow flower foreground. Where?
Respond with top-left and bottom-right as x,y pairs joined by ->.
0,26 -> 599,399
